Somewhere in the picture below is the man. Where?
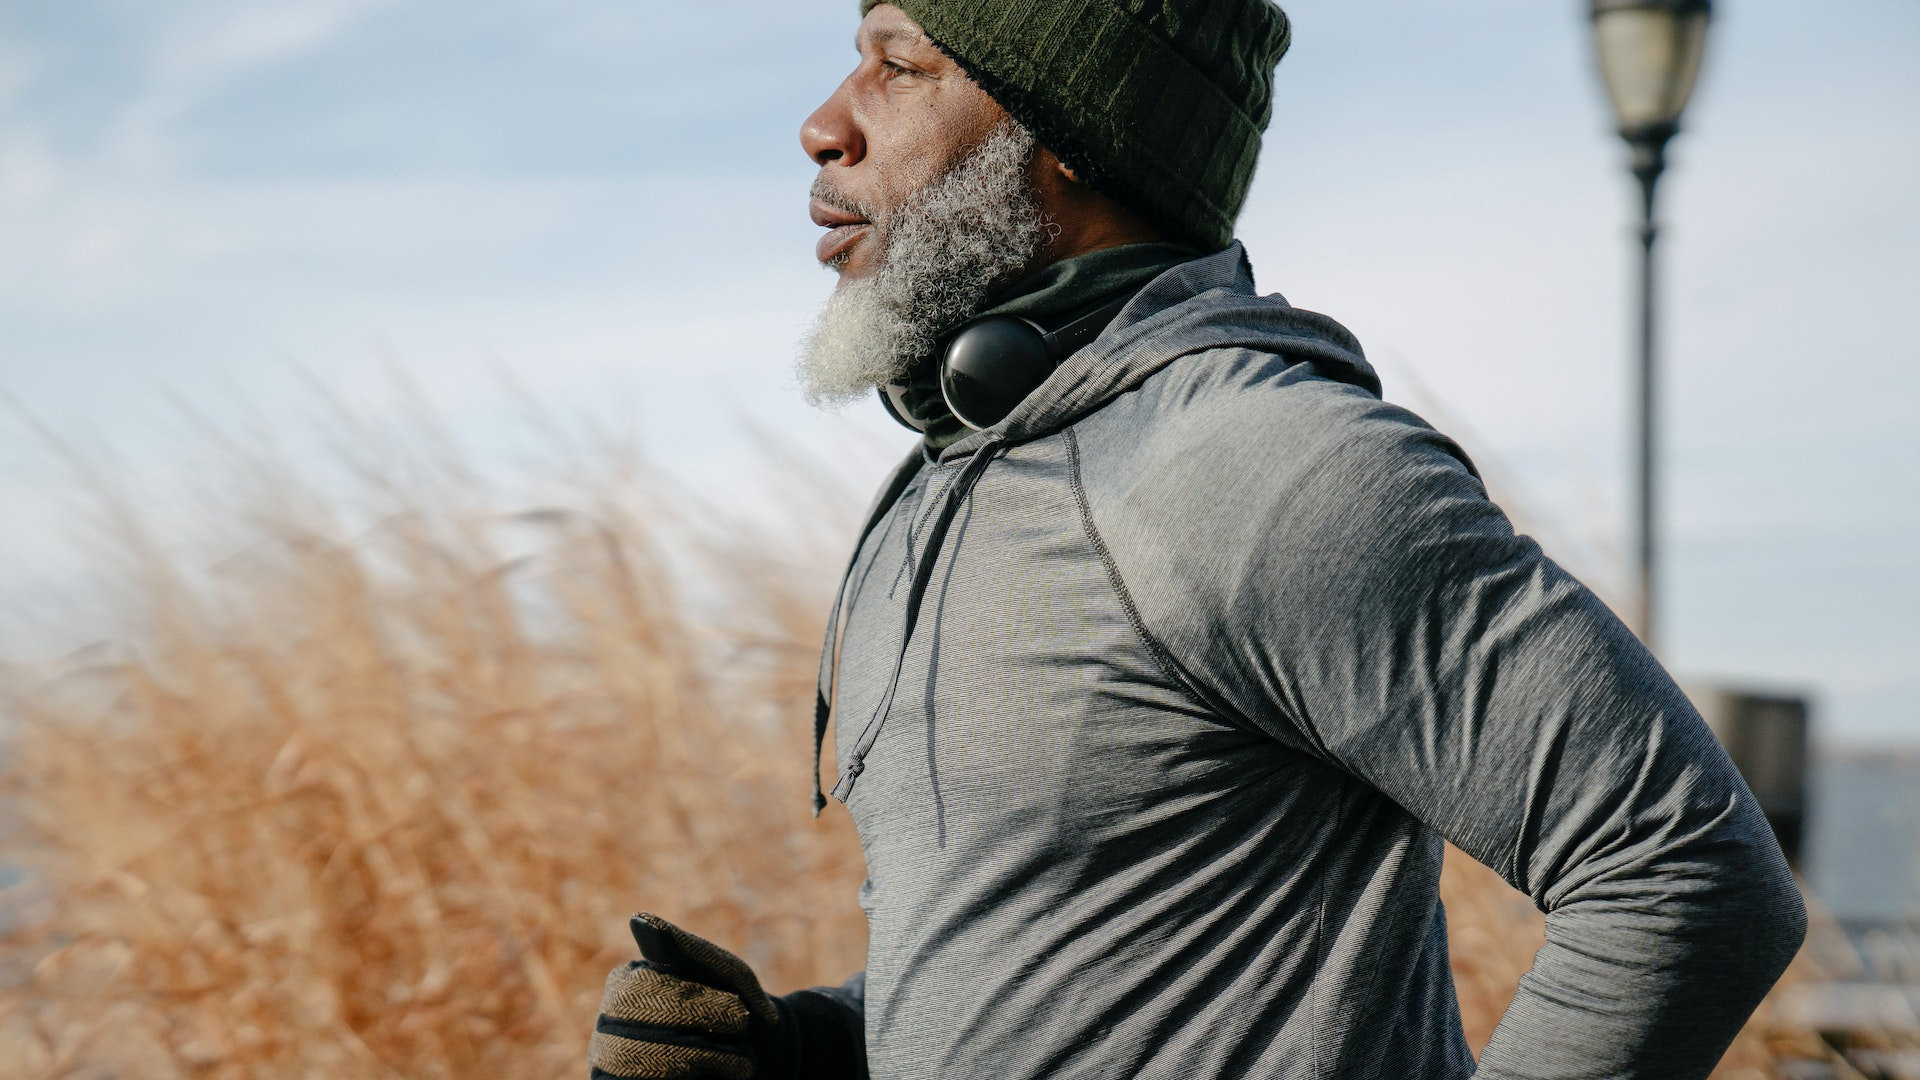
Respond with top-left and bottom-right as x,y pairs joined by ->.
588,2 -> 1805,1078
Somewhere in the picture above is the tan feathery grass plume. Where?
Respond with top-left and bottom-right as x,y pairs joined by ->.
0,410 -> 868,1079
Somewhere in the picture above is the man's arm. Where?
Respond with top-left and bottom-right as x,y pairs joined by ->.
1097,371 -> 1806,1079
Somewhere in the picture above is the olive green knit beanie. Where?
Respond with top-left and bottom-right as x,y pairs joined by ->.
858,0 -> 1292,251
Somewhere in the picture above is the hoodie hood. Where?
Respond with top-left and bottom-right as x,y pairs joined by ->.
938,241 -> 1380,460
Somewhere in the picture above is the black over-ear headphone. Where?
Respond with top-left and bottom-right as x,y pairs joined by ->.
880,288 -> 1140,433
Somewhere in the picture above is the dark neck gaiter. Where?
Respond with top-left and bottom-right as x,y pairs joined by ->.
887,241 -> 1198,450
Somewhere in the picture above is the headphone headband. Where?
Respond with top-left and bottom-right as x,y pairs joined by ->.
876,286 -> 1143,435
939,288 -> 1139,431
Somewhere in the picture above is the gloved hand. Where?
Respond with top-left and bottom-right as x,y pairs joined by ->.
589,913 -> 864,1080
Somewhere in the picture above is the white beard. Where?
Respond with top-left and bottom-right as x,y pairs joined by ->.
797,122 -> 1047,407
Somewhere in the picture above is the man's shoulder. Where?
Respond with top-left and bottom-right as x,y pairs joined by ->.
1073,344 -> 1477,505
1066,344 -> 1504,659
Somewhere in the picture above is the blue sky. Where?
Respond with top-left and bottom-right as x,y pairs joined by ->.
1,0 -> 1916,742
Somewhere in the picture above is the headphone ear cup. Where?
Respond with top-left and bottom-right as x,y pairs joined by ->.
877,382 -> 928,433
940,317 -> 1056,431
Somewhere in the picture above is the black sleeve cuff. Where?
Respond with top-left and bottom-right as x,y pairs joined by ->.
779,988 -> 868,1080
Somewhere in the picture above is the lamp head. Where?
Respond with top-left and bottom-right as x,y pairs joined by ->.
1590,0 -> 1712,149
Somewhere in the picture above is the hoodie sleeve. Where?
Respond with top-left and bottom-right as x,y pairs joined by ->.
1091,364 -> 1805,1080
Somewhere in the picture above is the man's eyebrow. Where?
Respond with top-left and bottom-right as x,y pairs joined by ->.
858,25 -> 933,52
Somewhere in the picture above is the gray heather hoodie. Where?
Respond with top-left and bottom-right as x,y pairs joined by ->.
811,243 -> 1804,1080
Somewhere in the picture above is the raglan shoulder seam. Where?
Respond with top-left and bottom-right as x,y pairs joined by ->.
1061,399 -> 1343,765
1061,424 -> 1220,720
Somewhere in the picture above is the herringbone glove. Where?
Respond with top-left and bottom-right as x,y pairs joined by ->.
589,914 -> 864,1080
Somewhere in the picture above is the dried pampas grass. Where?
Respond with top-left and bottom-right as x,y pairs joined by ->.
0,412 -> 866,1079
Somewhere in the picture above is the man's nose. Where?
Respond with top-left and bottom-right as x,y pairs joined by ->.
801,82 -> 864,167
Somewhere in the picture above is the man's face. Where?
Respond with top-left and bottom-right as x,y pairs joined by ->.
801,4 -> 1014,282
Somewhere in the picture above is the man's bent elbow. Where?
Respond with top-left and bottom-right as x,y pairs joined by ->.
1739,849 -> 1808,989
1679,825 -> 1807,1005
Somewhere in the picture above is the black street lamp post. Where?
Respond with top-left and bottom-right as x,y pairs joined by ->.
1589,0 -> 1712,650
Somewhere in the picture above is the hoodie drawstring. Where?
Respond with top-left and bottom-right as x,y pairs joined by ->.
810,551 -> 859,817
811,458 -> 925,816
813,436 -> 1003,809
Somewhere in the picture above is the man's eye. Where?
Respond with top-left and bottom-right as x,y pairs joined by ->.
881,60 -> 915,79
